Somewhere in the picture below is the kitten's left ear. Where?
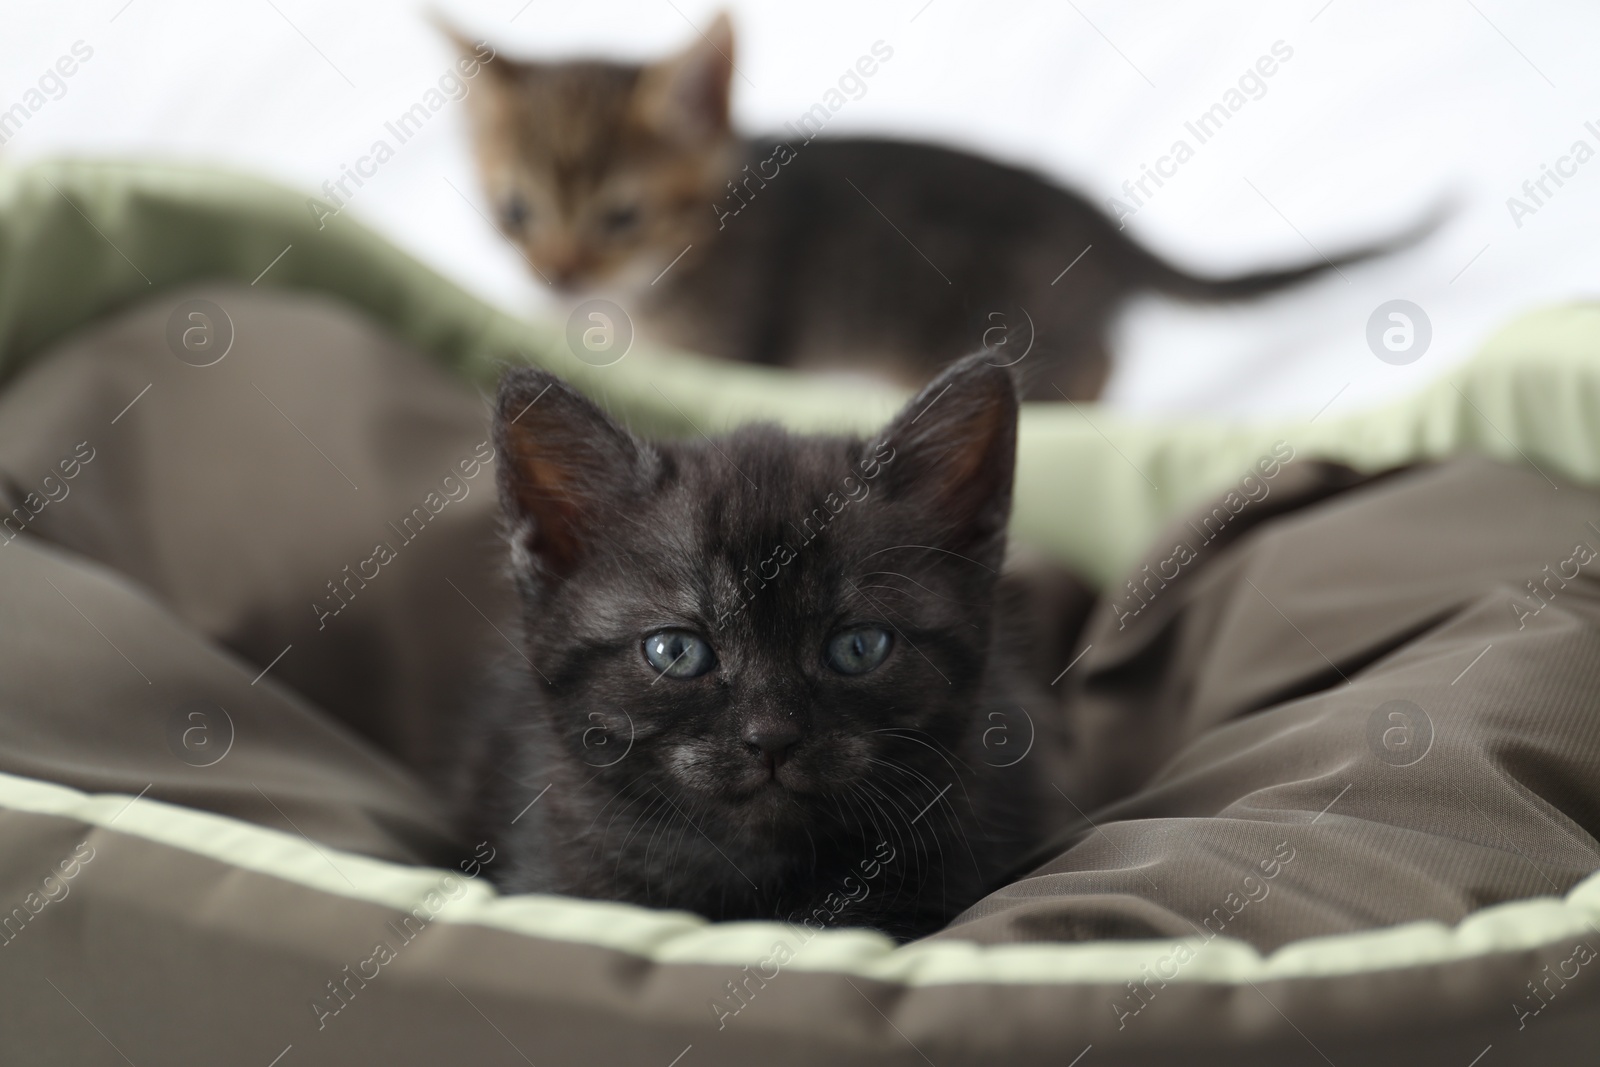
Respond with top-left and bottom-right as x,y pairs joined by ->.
429,14 -> 477,57
431,16 -> 519,126
429,15 -> 507,80
636,11 -> 736,144
869,354 -> 1020,554
494,368 -> 656,579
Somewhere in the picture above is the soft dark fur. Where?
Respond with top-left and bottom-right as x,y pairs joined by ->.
448,14 -> 1428,400
457,354 -> 1079,939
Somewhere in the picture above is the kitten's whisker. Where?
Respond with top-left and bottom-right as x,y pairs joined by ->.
871,726 -> 981,779
585,774 -> 647,837
862,771 -> 924,845
675,793 -> 720,902
872,756 -> 985,880
859,544 -> 997,574
654,789 -> 697,894
864,758 -> 951,827
859,779 -> 917,853
876,755 -> 982,883
595,782 -> 654,863
850,585 -> 935,616
864,755 -> 932,789
845,780 -> 894,850
584,772 -> 645,814
854,570 -> 981,607
867,755 -> 976,854
846,787 -> 878,842
858,778 -> 932,913
867,728 -> 982,819
644,789 -> 696,901
641,817 -> 665,902
850,782 -> 892,847
834,785 -> 872,846
601,793 -> 649,857
614,792 -> 673,889
844,585 -> 921,627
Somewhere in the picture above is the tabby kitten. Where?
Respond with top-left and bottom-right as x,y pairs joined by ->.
458,353 -> 1075,939
448,15 -> 1419,400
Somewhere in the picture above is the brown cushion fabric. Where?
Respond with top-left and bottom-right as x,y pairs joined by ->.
0,283 -> 511,861
949,457 -> 1600,949
0,284 -> 516,774
2,285 -> 1599,1064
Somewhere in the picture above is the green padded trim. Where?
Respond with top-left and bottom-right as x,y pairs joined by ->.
3,770 -> 1596,986
3,159 -> 1599,585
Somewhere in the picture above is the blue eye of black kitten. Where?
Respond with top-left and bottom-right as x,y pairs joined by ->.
825,627 -> 893,676
643,629 -> 716,679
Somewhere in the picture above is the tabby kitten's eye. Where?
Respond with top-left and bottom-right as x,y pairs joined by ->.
600,204 -> 640,234
500,194 -> 532,232
825,627 -> 893,676
643,629 -> 717,679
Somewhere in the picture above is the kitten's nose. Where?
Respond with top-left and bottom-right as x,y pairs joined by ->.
742,722 -> 801,774
542,242 -> 587,290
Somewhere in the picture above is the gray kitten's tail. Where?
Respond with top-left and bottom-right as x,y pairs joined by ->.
1137,201 -> 1451,302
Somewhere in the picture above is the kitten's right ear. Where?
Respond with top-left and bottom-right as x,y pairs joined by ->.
494,368 -> 655,578
868,354 -> 1020,555
636,11 -> 735,144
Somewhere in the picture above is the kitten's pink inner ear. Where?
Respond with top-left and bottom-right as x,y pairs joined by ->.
879,361 -> 1019,541
497,380 -> 652,577
637,11 -> 735,143
502,421 -> 592,574
925,389 -> 1015,525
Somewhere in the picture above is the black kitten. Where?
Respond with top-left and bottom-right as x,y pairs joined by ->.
458,353 -> 1072,939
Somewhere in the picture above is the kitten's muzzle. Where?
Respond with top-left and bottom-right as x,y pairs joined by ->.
536,239 -> 595,291
549,265 -> 584,291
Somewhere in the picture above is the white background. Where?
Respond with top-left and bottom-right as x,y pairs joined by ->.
4,0 -> 1597,417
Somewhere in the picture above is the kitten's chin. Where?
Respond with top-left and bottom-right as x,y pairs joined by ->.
699,770 -> 809,806
725,778 -> 812,831
671,769 -> 815,830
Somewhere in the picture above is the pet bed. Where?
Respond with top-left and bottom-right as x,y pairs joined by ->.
1,159 -> 1598,1065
